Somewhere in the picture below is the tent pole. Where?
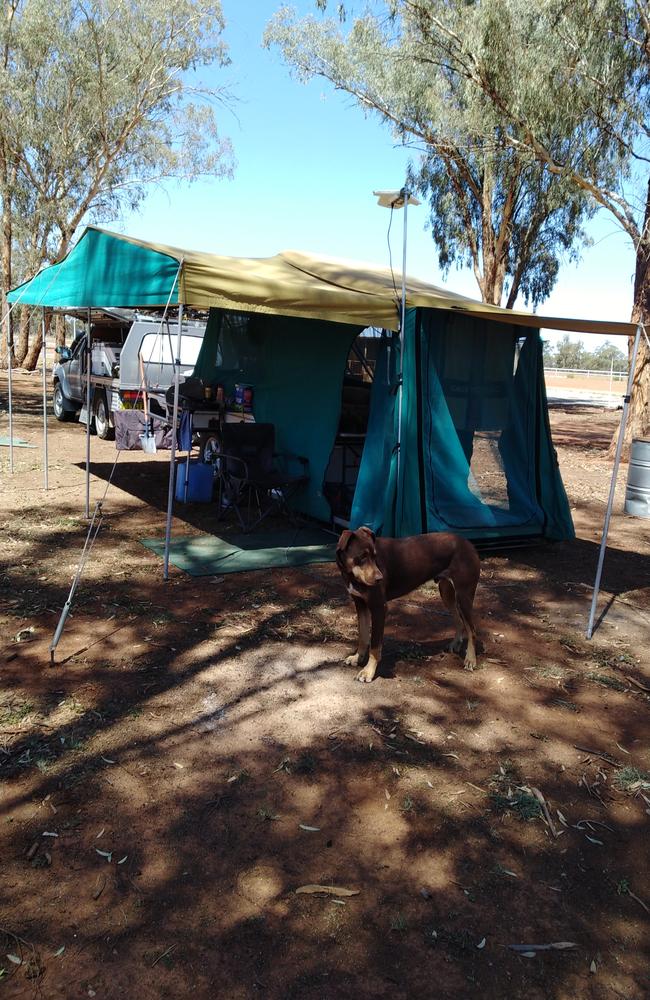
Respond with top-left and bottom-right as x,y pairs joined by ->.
396,188 -> 409,488
163,304 -> 184,580
85,307 -> 92,518
42,310 -> 49,490
586,323 -> 642,639
6,314 -> 14,474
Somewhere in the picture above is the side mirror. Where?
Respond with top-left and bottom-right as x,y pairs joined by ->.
56,346 -> 72,360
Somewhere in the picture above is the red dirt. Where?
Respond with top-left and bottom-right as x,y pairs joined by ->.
1,373 -> 649,1000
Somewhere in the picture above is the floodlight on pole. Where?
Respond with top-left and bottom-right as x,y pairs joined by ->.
373,187 -> 421,506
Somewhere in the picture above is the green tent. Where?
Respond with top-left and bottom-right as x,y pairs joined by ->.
9,226 -> 635,543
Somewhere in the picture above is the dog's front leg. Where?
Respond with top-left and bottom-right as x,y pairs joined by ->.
345,597 -> 370,668
356,601 -> 385,683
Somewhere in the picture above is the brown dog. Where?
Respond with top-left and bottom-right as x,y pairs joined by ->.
336,527 -> 480,682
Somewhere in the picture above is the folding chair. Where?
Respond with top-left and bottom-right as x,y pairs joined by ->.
215,422 -> 309,531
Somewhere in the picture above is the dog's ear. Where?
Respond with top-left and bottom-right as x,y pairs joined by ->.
337,529 -> 353,552
358,526 -> 376,543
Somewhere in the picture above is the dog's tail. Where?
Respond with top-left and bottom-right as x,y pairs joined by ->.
436,569 -> 478,646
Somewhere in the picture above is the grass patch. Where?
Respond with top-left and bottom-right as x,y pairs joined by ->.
490,790 -> 542,821
613,767 -> 650,792
552,698 -> 579,712
0,700 -> 34,725
586,671 -> 627,692
489,759 -> 542,821
527,661 -> 571,681
258,806 -> 279,821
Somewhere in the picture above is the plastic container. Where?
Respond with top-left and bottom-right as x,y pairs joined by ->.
234,383 -> 254,413
624,438 -> 650,518
175,459 -> 214,503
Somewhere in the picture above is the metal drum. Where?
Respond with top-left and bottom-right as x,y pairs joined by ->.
624,438 -> 650,518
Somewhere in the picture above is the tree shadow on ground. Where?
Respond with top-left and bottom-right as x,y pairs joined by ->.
1,539 -> 649,1000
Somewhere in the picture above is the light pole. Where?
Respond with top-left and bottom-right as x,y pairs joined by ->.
373,187 -> 421,493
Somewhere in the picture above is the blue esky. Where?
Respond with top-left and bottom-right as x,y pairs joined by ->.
115,0 -> 637,347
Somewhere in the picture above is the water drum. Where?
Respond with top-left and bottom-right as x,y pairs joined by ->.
624,438 -> 650,518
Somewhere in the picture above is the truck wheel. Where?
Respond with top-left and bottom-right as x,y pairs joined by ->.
53,382 -> 76,422
94,391 -> 114,440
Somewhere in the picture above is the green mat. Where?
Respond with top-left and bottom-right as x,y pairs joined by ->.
0,436 -> 35,448
141,527 -> 337,576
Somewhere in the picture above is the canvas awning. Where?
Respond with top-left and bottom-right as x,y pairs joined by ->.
8,225 -> 636,336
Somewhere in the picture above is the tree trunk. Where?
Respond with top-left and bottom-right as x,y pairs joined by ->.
1,191 -> 12,369
13,306 -> 30,366
23,324 -> 42,371
55,313 -> 65,348
614,180 -> 650,459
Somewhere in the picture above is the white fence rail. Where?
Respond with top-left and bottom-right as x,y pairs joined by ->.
544,366 -> 628,379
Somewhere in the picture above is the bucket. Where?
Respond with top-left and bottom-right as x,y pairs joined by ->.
175,460 -> 214,503
624,438 -> 650,518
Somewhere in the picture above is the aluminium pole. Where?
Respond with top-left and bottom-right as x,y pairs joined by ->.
85,307 -> 92,518
42,311 -> 49,490
163,304 -> 184,580
396,188 -> 409,486
586,323 -> 642,639
6,316 -> 14,474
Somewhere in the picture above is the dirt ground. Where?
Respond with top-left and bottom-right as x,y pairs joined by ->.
1,371 -> 649,1000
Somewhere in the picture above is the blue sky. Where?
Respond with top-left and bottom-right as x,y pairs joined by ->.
116,0 -> 637,347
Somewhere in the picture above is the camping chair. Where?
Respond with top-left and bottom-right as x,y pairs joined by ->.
214,422 -> 309,531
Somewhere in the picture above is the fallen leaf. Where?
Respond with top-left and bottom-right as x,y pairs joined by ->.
590,960 -> 597,973
95,849 -> 112,862
172,762 -> 184,769
295,885 -> 359,897
96,828 -> 105,839
585,835 -> 604,845
42,831 -> 58,838
477,938 -> 486,949
509,942 -> 578,953
53,946 -> 65,957
117,855 -> 128,864
299,825 -> 320,832
6,954 -> 22,965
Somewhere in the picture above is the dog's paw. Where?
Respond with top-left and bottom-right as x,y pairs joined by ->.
447,638 -> 463,654
355,665 -> 376,683
463,655 -> 477,671
345,653 -> 360,667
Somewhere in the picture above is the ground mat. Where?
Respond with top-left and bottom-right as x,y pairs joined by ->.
141,526 -> 336,576
0,436 -> 35,448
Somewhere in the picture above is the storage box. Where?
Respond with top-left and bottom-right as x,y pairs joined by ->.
175,459 -> 214,503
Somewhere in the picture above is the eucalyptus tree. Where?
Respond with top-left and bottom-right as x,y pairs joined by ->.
1,0 -> 233,369
264,2 -> 592,309
383,0 -> 650,449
